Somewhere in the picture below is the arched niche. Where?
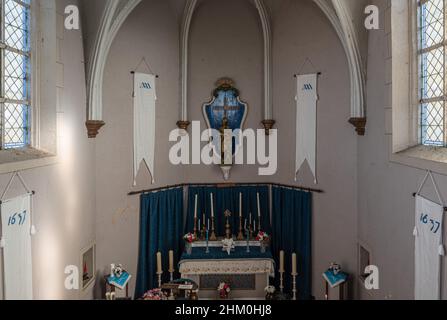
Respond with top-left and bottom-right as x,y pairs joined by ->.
85,0 -> 366,138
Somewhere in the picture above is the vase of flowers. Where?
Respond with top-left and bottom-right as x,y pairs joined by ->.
184,233 -> 196,255
142,288 -> 166,300
256,231 -> 270,253
218,282 -> 231,299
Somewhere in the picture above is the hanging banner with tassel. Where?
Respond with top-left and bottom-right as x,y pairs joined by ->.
295,73 -> 318,184
0,172 -> 35,300
133,72 -> 157,185
414,171 -> 445,300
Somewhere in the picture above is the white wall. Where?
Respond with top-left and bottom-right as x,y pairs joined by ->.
358,0 -> 447,299
96,0 -> 358,300
0,0 -> 96,300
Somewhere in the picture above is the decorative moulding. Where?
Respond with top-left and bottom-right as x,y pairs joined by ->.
86,120 -> 106,139
348,117 -> 367,136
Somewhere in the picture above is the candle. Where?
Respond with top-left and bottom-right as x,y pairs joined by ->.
194,195 -> 198,219
239,193 -> 242,217
279,251 -> 285,272
249,213 -> 252,226
198,219 -> 201,232
157,252 -> 162,274
257,193 -> 261,218
254,220 -> 256,232
292,253 -> 297,275
244,219 -> 247,230
207,219 -> 210,231
203,214 -> 206,227
210,193 -> 215,218
169,250 -> 174,273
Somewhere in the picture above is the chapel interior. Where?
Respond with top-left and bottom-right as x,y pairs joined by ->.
0,0 -> 445,301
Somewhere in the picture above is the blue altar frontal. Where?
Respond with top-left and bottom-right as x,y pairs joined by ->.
180,246 -> 274,261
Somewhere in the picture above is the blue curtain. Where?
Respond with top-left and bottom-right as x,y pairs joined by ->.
185,186 -> 271,236
272,186 -> 312,300
134,187 -> 184,299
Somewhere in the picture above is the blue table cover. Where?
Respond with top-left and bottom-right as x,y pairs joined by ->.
180,246 -> 273,262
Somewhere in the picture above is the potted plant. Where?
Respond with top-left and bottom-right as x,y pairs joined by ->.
256,231 -> 270,253
217,282 -> 231,299
183,233 -> 197,255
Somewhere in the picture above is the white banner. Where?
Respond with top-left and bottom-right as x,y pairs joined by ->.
1,194 -> 33,300
414,195 -> 445,300
133,72 -> 157,185
295,74 -> 318,183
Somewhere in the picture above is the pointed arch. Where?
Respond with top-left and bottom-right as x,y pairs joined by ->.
85,0 -> 366,137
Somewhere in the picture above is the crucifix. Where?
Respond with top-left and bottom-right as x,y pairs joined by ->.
218,97 -> 233,165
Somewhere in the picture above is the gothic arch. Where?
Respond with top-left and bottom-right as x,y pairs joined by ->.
85,0 -> 366,137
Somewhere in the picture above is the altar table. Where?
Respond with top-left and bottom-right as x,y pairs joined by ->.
179,244 -> 275,300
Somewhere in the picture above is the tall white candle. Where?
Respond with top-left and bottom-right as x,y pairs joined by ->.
292,253 -> 297,275
157,252 -> 162,274
194,194 -> 198,219
210,193 -> 215,218
169,250 -> 174,273
257,193 -> 261,218
249,213 -> 252,226
279,251 -> 285,272
239,193 -> 242,217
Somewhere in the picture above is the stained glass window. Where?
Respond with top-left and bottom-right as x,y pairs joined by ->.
0,0 -> 31,149
419,0 -> 446,146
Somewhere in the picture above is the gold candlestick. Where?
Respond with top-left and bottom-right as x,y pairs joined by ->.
224,210 -> 232,239
210,217 -> 217,241
237,216 -> 244,240
193,217 -> 198,239
249,223 -> 254,240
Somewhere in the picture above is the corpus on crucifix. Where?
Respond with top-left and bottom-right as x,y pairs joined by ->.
218,97 -> 233,166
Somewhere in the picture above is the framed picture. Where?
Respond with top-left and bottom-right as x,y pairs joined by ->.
80,242 -> 96,291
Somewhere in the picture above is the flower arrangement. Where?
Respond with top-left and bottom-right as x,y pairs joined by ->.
183,232 -> 197,243
265,285 -> 276,294
256,231 -> 270,242
218,282 -> 231,299
142,288 -> 166,300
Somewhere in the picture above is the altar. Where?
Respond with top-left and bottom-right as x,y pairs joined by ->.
179,241 -> 275,300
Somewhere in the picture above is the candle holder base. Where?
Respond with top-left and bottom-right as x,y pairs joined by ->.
157,272 -> 163,288
292,274 -> 298,300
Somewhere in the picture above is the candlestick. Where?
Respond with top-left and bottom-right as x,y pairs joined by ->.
257,193 -> 261,218
210,193 -> 215,218
194,194 -> 198,219
210,216 -> 217,241
237,216 -> 244,240
156,252 -> 163,274
205,230 -> 210,254
246,229 -> 250,253
239,193 -> 242,217
193,217 -> 198,238
292,275 -> 297,300
279,271 -> 284,294
157,272 -> 163,288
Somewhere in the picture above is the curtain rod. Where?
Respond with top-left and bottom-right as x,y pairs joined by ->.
128,183 -> 324,196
